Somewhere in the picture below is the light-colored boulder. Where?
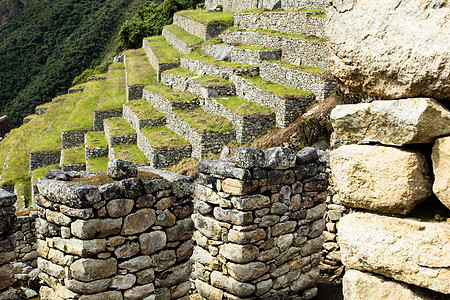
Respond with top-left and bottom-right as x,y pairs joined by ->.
338,213 -> 450,294
331,145 -> 432,215
331,99 -> 450,145
326,0 -> 450,100
432,136 -> 450,209
343,269 -> 439,300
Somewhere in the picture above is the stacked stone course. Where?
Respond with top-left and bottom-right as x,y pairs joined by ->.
15,211 -> 38,268
36,165 -> 195,300
192,147 -> 328,299
0,189 -> 18,299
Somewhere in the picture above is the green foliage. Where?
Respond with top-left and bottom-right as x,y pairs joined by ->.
0,0 -> 148,126
72,65 -> 108,85
119,0 -> 202,49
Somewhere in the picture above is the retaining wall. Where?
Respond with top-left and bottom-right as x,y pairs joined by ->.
94,109 -> 123,131
173,14 -> 232,41
204,0 -> 326,12
180,57 -> 259,80
61,130 -> 87,150
143,38 -> 180,81
30,151 -> 61,173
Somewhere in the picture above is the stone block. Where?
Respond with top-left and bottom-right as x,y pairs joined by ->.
140,231 -> 167,255
51,237 -> 106,257
263,147 -> 297,170
210,271 -> 256,297
106,199 -> 134,218
121,209 -> 156,235
0,189 -> 16,207
71,218 -> 122,239
0,263 -> 15,290
70,258 -> 117,282
231,194 -> 270,211
219,243 -> 259,263
432,136 -> 450,209
226,261 -> 269,282
234,147 -> 265,169
339,212 -> 450,294
213,207 -> 253,226
65,278 -> 111,294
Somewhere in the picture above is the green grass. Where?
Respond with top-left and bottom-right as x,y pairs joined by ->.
215,96 -> 273,116
176,9 -> 234,25
69,83 -> 86,91
164,67 -> 197,78
244,76 -> 313,98
112,144 -> 148,164
36,102 -> 53,109
257,29 -> 326,42
124,48 -> 157,86
61,146 -> 85,165
165,24 -> 204,46
110,62 -> 125,70
146,82 -> 198,103
194,75 -> 233,87
32,164 -> 59,185
85,131 -> 108,149
125,100 -> 165,119
104,117 -> 136,137
23,114 -> 37,122
145,36 -> 181,63
175,108 -> 234,133
269,60 -> 329,76
95,64 -> 127,112
142,126 -> 190,148
187,49 -> 255,69
87,156 -> 109,172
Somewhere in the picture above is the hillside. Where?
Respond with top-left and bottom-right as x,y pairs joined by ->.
0,0 -> 150,126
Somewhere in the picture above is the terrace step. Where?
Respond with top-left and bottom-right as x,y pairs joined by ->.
60,146 -> 86,172
123,100 -> 166,131
202,96 -> 275,144
259,61 -> 337,102
162,24 -> 204,54
104,117 -> 137,146
85,131 -> 108,160
161,68 -> 235,99
173,10 -> 234,40
220,29 -> 329,69
165,107 -> 235,159
124,48 -> 158,101
232,75 -> 315,128
23,114 -> 37,124
233,10 -> 326,39
137,126 -> 192,169
31,164 -> 59,197
180,50 -> 259,80
52,95 -> 67,103
109,144 -> 148,165
86,156 -> 109,173
144,82 -> 200,115
35,102 -> 53,115
143,36 -> 181,81
202,43 -> 281,67
68,83 -> 86,94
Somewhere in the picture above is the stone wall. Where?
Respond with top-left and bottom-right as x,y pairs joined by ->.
93,109 -> 123,131
234,12 -> 326,39
260,61 -> 336,102
163,26 -> 199,55
143,38 -> 180,81
29,151 -> 61,173
104,120 -> 137,146
0,189 -> 18,299
61,130 -> 87,150
220,30 -> 329,69
330,97 -> 450,298
180,57 -> 259,80
173,14 -> 232,41
144,89 -> 200,115
201,98 -> 275,144
191,147 -> 328,299
232,75 -> 315,128
204,0 -> 326,13
36,165 -> 195,299
123,103 -> 166,132
202,44 -> 281,67
15,211 -> 38,269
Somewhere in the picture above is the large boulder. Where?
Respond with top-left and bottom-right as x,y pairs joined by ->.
326,0 -> 450,100
330,145 -> 432,215
330,98 -> 450,145
432,136 -> 450,209
338,213 -> 450,294
343,269 -> 440,300
0,115 -> 13,139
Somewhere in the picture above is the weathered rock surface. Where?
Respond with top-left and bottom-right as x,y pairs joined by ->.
326,0 -> 450,100
338,213 -> 450,294
343,269 -> 440,300
432,136 -> 450,209
331,99 -> 450,145
331,145 -> 432,215
0,115 -> 13,139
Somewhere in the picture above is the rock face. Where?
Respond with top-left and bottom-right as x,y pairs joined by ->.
338,213 -> 450,294
432,136 -> 450,209
331,145 -> 432,215
331,99 -> 450,145
326,0 -> 450,100
343,269 -> 439,300
0,115 -> 13,139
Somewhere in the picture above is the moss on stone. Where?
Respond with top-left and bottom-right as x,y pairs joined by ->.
194,75 -> 233,87
146,82 -> 198,103
112,144 -> 148,164
164,67 -> 197,79
268,60 -> 329,76
36,102 -> 53,109
187,49 -> 254,69
32,164 -> 59,184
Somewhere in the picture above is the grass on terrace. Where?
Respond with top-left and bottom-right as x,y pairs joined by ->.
223,27 -> 326,42
125,100 -> 165,119
146,82 -> 199,103
215,96 -> 273,116
145,36 -> 181,63
104,117 -> 136,137
142,126 -> 190,148
85,131 -> 108,150
87,156 -> 109,173
267,60 -> 329,76
186,49 -> 255,69
36,102 -> 53,109
165,24 -> 204,46
32,164 -> 59,185
194,75 -> 234,87
174,108 -> 234,133
112,144 -> 148,164
244,76 -> 313,98
238,8 -> 326,17
61,146 -> 85,165
164,67 -> 197,78
124,48 -> 157,86
175,9 -> 234,25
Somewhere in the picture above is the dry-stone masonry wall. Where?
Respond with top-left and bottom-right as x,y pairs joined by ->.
143,38 -> 180,81
94,109 -> 123,131
205,0 -> 326,11
0,189 -> 18,299
15,211 -> 38,269
173,14 -> 232,41
191,147 -> 328,299
181,57 -> 259,80
30,151 -> 61,173
201,44 -> 282,67
36,163 -> 195,300
62,130 -> 87,150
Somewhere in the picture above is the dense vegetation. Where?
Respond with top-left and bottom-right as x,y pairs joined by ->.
0,0 -> 149,126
